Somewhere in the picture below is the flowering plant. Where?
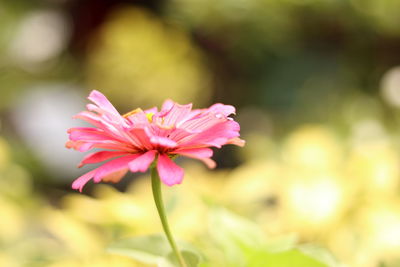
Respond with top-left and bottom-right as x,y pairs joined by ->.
67,90 -> 244,266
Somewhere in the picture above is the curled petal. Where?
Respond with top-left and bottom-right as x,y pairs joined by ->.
88,90 -> 120,116
208,103 -> 236,116
128,150 -> 157,172
72,169 -> 97,192
227,137 -> 246,147
157,154 -> 184,186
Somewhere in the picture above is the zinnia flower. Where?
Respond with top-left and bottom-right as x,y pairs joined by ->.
66,90 -> 244,191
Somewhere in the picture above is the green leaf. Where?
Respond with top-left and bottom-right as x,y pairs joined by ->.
298,245 -> 339,267
207,207 -> 298,266
246,248 -> 329,267
209,207 -> 266,248
165,250 -> 201,267
107,234 -> 202,267
107,234 -> 170,264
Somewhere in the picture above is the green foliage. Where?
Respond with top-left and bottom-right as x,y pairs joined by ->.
166,250 -> 201,267
200,207 -> 337,267
107,234 -> 202,267
107,208 -> 337,267
245,249 -> 328,267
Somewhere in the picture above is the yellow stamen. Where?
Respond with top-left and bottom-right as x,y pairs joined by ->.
123,108 -> 154,123
123,108 -> 143,118
146,112 -> 154,122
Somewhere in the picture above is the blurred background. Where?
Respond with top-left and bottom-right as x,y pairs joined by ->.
1,0 -> 400,266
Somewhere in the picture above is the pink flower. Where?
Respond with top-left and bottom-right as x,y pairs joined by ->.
66,90 -> 245,191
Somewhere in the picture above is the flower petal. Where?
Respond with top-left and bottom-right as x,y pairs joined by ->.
172,147 -> 213,157
208,103 -> 236,116
179,120 -> 240,148
162,103 -> 193,127
88,90 -> 120,116
73,111 -> 128,140
93,155 -> 139,182
72,169 -> 97,192
170,148 -> 216,169
161,99 -> 174,112
227,137 -> 246,147
129,150 -> 157,172
102,168 -> 129,183
78,151 -> 130,168
69,127 -> 116,142
157,154 -> 184,186
177,112 -> 221,132
150,136 -> 177,148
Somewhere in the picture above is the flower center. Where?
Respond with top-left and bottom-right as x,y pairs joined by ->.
123,108 -> 143,118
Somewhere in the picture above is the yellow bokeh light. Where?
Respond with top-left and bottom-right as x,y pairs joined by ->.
282,173 -> 347,233
282,125 -> 342,171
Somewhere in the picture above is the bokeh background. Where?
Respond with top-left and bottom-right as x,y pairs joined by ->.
1,0 -> 400,266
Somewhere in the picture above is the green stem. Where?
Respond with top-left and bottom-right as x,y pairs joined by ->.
151,167 -> 187,267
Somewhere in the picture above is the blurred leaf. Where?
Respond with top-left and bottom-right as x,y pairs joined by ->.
246,248 -> 329,267
209,207 -> 266,248
206,207 -> 332,267
165,250 -> 201,267
299,245 -> 339,267
107,234 -> 170,264
263,234 -> 298,253
107,234 -> 202,266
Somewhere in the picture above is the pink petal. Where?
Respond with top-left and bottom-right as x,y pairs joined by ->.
102,168 -> 129,183
172,147 -> 213,157
88,90 -> 120,116
73,111 -> 104,128
93,155 -> 139,182
208,103 -> 236,116
162,103 -> 193,127
157,154 -> 184,186
150,136 -> 177,148
69,128 -> 116,142
78,151 -> 130,168
129,128 -> 153,150
167,128 -> 193,143
67,139 -> 135,152
227,137 -> 246,147
179,120 -> 240,148
145,107 -> 158,114
72,169 -> 97,192
73,111 -> 127,140
128,150 -> 157,172
170,148 -> 216,169
125,111 -> 150,126
178,112 -> 221,132
161,99 -> 174,111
